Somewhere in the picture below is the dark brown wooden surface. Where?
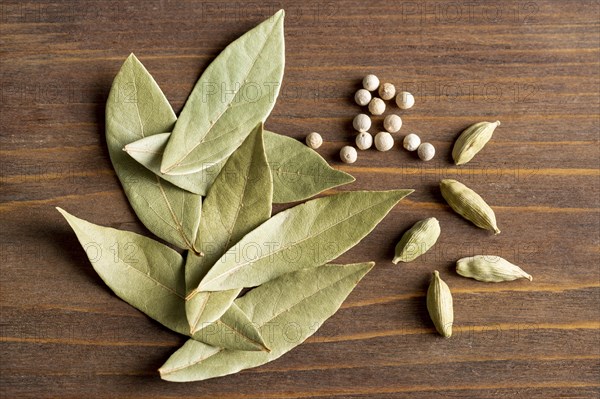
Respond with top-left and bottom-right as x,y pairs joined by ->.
1,0 -> 599,397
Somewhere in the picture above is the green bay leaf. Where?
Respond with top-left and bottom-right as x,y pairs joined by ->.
160,10 -> 285,175
57,207 -> 188,335
106,54 -> 202,251
125,130 -> 354,202
186,124 -> 273,332
194,190 -> 413,292
159,262 -> 374,382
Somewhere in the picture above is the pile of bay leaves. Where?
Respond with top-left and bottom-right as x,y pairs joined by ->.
58,10 -> 413,382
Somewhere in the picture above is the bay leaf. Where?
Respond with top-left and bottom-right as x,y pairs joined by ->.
186,123 -> 273,332
58,207 -> 269,351
264,131 -> 355,203
57,207 -> 189,335
193,190 -> 413,292
192,302 -> 268,352
123,132 -> 225,195
106,53 -> 202,251
159,262 -> 374,382
159,10 -> 285,175
125,130 -> 354,202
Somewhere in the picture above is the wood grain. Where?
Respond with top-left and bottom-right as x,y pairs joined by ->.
1,0 -> 599,397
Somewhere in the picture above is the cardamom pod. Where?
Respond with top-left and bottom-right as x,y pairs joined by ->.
426,271 -> 453,338
452,121 -> 501,165
440,179 -> 500,234
456,255 -> 532,282
392,217 -> 440,264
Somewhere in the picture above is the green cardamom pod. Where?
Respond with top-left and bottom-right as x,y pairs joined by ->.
452,121 -> 500,165
426,271 -> 453,338
440,179 -> 500,234
392,217 -> 440,264
456,255 -> 532,282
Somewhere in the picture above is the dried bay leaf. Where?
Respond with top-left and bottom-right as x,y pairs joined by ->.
125,130 -> 354,201
160,10 -> 285,175
159,262 -> 374,382
106,54 -> 202,251
57,207 -> 189,335
192,303 -> 268,352
58,208 -> 268,351
263,131 -> 355,203
193,190 -> 413,292
186,124 -> 273,332
124,132 -> 225,195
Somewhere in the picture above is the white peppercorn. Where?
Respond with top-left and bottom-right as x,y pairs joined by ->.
396,91 -> 415,109
354,89 -> 372,106
418,142 -> 435,161
383,114 -> 402,133
378,83 -> 396,100
374,132 -> 394,152
355,132 -> 373,150
340,146 -> 358,163
353,113 -> 372,132
305,132 -> 323,149
368,98 -> 386,116
362,74 -> 380,91
403,133 -> 421,151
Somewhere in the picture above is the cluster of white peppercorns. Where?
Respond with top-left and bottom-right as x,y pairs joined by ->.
337,74 -> 434,163
304,74 -> 435,163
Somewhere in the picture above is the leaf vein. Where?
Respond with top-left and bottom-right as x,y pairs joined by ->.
215,318 -> 264,349
190,293 -> 210,333
160,347 -> 222,375
154,175 -> 195,250
130,64 -> 146,139
258,269 -> 354,328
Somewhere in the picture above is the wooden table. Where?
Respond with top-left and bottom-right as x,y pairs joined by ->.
1,1 -> 599,397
